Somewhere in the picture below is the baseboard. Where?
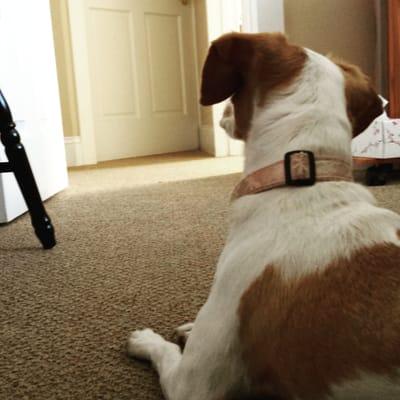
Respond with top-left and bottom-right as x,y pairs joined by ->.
199,125 -> 215,156
64,136 -> 84,167
66,129 -> 219,165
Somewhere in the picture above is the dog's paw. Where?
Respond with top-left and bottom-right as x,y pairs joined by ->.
222,102 -> 233,118
220,103 -> 235,136
175,322 -> 194,345
220,117 -> 235,136
127,328 -> 165,361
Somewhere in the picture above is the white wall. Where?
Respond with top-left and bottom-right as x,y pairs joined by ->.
284,0 -> 376,81
256,0 -> 376,83
256,0 -> 285,32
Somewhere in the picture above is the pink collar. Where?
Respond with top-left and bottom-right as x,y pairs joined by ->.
232,151 -> 353,201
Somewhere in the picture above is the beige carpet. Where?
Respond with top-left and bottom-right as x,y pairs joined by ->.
0,151 -> 399,400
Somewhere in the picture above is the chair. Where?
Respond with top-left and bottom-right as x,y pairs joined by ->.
0,89 -> 56,249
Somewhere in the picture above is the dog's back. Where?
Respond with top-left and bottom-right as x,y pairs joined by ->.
214,177 -> 400,399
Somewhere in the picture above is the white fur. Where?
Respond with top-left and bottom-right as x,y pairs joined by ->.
244,49 -> 353,174
328,371 -> 400,399
128,49 -> 400,399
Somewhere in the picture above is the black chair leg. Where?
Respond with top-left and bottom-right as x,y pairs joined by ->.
0,91 -> 56,249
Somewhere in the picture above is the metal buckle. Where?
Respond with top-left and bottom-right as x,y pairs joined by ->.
284,150 -> 316,186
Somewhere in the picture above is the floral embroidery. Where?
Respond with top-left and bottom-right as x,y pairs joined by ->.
290,152 -> 310,179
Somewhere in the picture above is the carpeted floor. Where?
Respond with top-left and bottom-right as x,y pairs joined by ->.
1,151 -> 399,400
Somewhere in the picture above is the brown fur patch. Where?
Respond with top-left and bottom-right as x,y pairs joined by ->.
333,59 -> 383,137
200,33 -> 306,139
238,244 -> 400,400
397,229 -> 400,240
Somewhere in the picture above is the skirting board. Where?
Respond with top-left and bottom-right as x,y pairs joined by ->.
199,125 -> 216,156
64,136 -> 84,167
66,128 -> 219,165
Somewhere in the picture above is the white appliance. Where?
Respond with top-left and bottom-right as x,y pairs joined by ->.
0,0 -> 68,223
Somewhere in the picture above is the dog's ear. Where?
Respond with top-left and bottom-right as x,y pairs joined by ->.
335,61 -> 383,137
200,34 -> 242,106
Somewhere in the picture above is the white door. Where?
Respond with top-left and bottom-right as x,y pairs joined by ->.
0,0 -> 68,222
70,0 -> 199,162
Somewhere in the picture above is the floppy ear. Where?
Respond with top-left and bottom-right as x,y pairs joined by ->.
346,86 -> 383,137
336,61 -> 383,137
200,34 -> 242,106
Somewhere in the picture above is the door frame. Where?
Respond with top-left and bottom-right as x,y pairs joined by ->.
242,0 -> 259,33
388,0 -> 400,117
201,0 -> 258,157
67,0 -> 97,165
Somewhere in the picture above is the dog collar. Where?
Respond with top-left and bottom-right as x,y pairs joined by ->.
231,150 -> 353,201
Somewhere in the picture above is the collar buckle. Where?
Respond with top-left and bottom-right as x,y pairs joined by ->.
284,150 -> 316,186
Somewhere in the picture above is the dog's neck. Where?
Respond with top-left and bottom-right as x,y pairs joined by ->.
243,50 -> 353,177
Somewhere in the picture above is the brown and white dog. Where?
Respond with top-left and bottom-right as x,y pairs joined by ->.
127,32 -> 400,400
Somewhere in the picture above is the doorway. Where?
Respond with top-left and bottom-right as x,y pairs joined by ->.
68,0 -> 199,163
61,0 -> 261,165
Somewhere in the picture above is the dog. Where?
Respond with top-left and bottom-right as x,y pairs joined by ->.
127,32 -> 400,400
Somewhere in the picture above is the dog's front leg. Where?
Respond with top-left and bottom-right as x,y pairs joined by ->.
128,328 -> 183,399
128,324 -> 232,400
128,303 -> 241,400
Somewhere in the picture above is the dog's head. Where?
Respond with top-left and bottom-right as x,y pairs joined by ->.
200,32 -> 382,140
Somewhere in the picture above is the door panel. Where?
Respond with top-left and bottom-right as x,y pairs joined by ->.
145,13 -> 186,114
89,8 -> 139,117
86,0 -> 199,161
